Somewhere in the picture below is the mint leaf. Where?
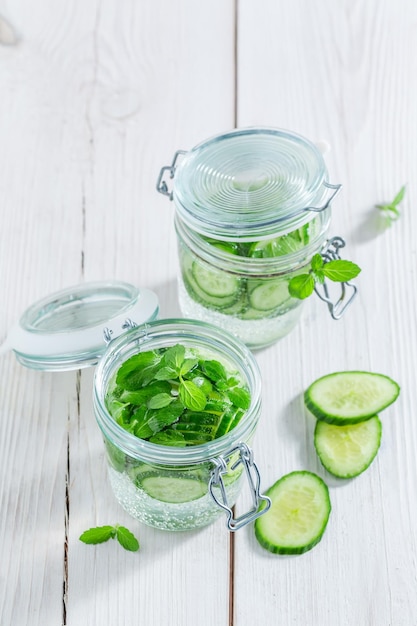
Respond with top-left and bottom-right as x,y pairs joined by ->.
180,358 -> 198,377
376,185 -> 405,223
116,526 -> 140,552
106,399 -> 132,424
190,375 -> 213,394
228,387 -> 251,410
322,260 -> 361,282
135,400 -> 184,438
393,184 -> 406,206
147,393 -> 174,409
179,380 -> 207,411
79,526 -> 116,544
149,429 -> 186,446
120,381 -> 171,404
288,274 -> 315,299
163,344 -> 185,370
116,351 -> 162,389
311,253 -> 324,272
80,525 -> 139,552
154,366 -> 178,381
201,360 -> 227,384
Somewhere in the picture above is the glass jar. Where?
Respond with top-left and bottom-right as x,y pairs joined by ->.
157,128 -> 357,349
93,318 -> 270,531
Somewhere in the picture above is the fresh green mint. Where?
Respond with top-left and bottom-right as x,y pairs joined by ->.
79,525 -> 140,551
376,185 -> 405,223
288,253 -> 361,300
106,344 -> 251,447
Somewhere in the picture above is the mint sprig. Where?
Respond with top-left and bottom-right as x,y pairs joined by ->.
288,254 -> 361,300
376,185 -> 405,223
80,525 -> 140,551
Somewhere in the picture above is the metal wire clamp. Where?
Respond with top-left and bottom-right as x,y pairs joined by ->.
103,318 -> 139,346
156,150 -> 187,199
208,442 -> 271,532
315,236 -> 358,319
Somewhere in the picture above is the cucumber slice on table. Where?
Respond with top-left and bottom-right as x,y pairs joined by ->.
139,473 -> 207,503
305,371 -> 400,425
255,471 -> 331,555
314,416 -> 382,478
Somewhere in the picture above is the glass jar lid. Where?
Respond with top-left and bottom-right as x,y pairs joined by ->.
172,127 -> 335,240
1,281 -> 159,371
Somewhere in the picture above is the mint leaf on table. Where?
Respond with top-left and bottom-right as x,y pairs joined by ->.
115,526 -> 140,552
376,184 -> 406,223
80,525 -> 139,552
79,526 -> 116,544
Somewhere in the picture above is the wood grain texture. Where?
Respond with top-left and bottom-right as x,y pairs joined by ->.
0,0 -> 235,624
235,1 -> 417,625
1,0 -> 417,625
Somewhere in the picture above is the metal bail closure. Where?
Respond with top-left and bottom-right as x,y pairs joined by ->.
156,150 -> 187,199
315,236 -> 358,320
208,442 -> 271,532
103,318 -> 138,345
304,181 -> 342,213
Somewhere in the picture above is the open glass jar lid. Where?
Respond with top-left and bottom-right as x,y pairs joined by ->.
1,281 -> 159,371
162,127 -> 340,241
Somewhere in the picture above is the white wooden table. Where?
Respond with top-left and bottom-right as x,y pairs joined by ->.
1,1 -> 416,624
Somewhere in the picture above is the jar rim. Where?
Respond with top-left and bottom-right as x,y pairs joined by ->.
173,127 -> 330,240
94,318 -> 262,465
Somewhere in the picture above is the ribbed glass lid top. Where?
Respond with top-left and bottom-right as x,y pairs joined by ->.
173,128 -> 329,240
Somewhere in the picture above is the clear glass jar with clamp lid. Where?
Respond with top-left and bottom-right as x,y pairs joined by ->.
0,282 -> 270,532
157,127 -> 358,349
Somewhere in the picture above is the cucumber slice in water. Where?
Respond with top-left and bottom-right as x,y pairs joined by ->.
314,416 -> 382,478
248,279 -> 291,311
139,474 -> 207,503
255,471 -> 331,555
305,371 -> 400,424
192,261 -> 239,298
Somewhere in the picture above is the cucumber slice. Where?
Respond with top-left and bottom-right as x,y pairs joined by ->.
192,260 -> 239,298
314,416 -> 382,478
255,471 -> 331,555
183,267 -> 238,309
305,371 -> 400,425
139,474 -> 207,503
248,279 -> 291,311
249,234 -> 302,258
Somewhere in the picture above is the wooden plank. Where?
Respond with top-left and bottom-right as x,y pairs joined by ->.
0,2 -> 84,623
0,0 -> 235,624
235,1 -> 417,625
62,1 -> 236,625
